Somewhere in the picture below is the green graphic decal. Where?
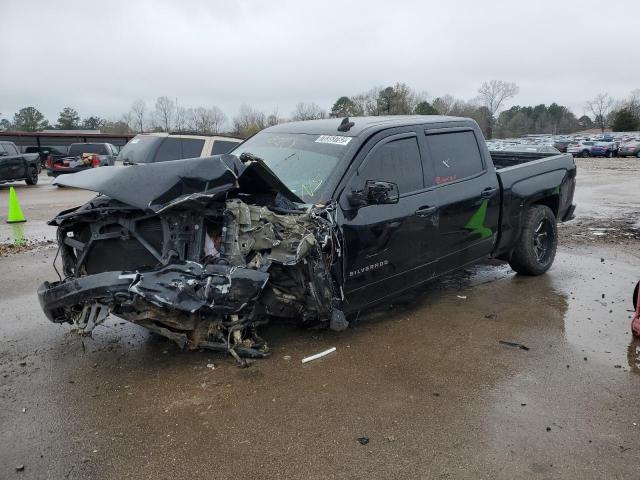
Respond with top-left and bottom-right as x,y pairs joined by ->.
464,199 -> 492,239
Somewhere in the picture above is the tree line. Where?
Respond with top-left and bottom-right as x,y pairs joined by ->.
2,82 -> 639,139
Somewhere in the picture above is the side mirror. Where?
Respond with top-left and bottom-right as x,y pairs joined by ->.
349,180 -> 399,207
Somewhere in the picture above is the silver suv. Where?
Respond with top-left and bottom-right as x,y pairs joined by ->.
117,133 -> 242,165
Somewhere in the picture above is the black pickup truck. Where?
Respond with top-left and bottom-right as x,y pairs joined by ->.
37,116 -> 576,360
0,141 -> 41,185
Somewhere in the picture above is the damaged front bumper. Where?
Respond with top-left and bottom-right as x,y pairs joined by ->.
38,262 -> 272,357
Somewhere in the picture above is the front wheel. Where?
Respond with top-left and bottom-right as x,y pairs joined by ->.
25,166 -> 39,185
606,150 -> 613,158
581,150 -> 590,158
509,205 -> 558,276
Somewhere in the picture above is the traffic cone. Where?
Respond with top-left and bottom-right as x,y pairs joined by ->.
6,187 -> 26,223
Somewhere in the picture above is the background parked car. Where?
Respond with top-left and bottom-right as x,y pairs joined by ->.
116,133 -> 242,165
590,141 -> 617,158
553,139 -> 572,152
0,141 -> 41,185
24,145 -> 68,168
618,140 -> 640,157
567,141 -> 594,157
46,142 -> 118,177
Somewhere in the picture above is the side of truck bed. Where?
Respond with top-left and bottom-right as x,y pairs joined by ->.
491,151 -> 576,259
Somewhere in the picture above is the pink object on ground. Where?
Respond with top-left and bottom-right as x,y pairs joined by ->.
632,281 -> 640,338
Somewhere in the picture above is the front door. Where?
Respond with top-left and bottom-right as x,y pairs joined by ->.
0,144 -> 20,181
339,130 -> 440,310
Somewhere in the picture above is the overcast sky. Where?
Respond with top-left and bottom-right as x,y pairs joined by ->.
2,0 -> 639,126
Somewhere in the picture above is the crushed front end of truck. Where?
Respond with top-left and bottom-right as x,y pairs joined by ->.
37,154 -> 344,362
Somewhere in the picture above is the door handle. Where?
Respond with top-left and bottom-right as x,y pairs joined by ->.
481,187 -> 498,199
415,206 -> 437,217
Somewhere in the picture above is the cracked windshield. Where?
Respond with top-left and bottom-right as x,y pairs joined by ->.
232,132 -> 349,202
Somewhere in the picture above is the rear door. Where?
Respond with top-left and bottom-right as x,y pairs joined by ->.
422,127 -> 500,272
340,128 -> 440,309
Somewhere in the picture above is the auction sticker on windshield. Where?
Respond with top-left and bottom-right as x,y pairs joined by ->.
315,135 -> 352,146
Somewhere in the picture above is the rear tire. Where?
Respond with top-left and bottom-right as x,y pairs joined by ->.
25,166 -> 38,185
581,150 -> 590,158
509,205 -> 558,276
606,150 -> 613,158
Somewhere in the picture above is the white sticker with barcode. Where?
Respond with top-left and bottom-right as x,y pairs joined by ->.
315,135 -> 352,146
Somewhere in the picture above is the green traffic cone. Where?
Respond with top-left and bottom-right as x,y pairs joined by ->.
6,186 -> 26,223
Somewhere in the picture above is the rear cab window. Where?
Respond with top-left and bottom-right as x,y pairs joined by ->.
423,130 -> 484,186
68,144 -> 109,156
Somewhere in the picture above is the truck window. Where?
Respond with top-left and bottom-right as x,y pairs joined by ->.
154,138 -> 205,162
69,144 -> 109,156
211,140 -> 238,155
359,136 -> 423,194
425,130 -> 484,185
3,143 -> 18,156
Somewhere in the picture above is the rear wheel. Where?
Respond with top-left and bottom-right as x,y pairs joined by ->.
581,150 -> 590,158
509,205 -> 558,276
25,166 -> 38,185
606,150 -> 613,158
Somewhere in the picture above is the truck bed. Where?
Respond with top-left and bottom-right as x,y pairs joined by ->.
491,151 -> 577,259
490,150 -> 564,169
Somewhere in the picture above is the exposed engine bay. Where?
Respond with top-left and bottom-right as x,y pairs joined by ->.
38,154 -> 346,363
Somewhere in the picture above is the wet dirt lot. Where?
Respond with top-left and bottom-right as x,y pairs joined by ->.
1,160 -> 639,479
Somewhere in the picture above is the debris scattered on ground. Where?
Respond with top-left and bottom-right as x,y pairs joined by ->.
384,434 -> 396,442
498,340 -> 530,351
302,347 -> 336,364
283,355 -> 291,361
15,464 -> 24,472
546,427 -> 551,432
456,295 -> 467,299
0,239 -> 55,257
357,436 -> 369,445
485,313 -> 498,320
206,363 -> 215,370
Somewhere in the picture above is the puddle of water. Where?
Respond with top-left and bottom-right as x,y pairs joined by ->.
550,246 -> 639,373
11,223 -> 25,245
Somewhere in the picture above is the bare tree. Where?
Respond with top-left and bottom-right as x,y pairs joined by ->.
130,100 -> 146,133
174,105 -> 188,132
432,94 -> 456,115
209,106 -> 227,134
291,102 -> 326,121
187,106 -> 228,134
233,104 -> 266,137
585,93 -> 614,132
626,89 -> 640,119
477,80 -> 519,138
154,96 -> 174,132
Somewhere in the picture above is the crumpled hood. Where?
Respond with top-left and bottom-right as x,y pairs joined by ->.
53,154 -> 302,212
